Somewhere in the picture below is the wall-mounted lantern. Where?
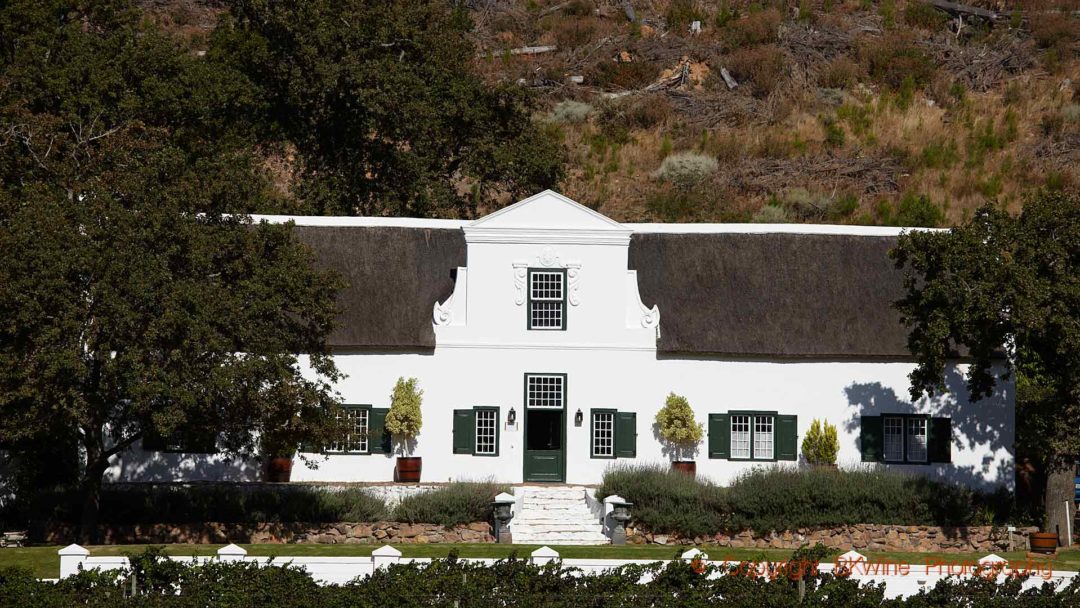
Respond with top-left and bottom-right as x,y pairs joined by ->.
574,409 -> 583,426
507,407 -> 517,425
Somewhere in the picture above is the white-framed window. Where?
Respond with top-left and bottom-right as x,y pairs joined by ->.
753,415 -> 774,460
906,417 -> 928,463
883,416 -> 904,462
475,408 -> 498,455
526,374 -> 565,409
731,415 -> 751,459
592,411 -> 615,457
528,269 -> 566,330
329,406 -> 369,453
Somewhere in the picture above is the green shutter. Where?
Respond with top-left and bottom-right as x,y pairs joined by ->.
615,412 -> 636,458
860,415 -> 883,462
708,413 -> 730,459
775,415 -> 798,461
369,408 -> 391,454
453,409 -> 475,454
929,417 -> 952,463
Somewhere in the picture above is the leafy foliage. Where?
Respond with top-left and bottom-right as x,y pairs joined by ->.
801,419 -> 839,465
654,393 -> 705,457
6,547 -> 1080,607
214,0 -> 564,217
597,464 -> 729,538
385,377 -> 424,447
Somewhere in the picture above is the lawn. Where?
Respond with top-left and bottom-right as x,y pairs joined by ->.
2,544 -> 1077,579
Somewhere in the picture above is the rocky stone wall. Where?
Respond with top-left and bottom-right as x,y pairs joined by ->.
627,524 -> 1040,553
44,521 -> 494,545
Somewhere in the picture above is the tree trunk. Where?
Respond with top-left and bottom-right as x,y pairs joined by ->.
77,430 -> 109,545
1046,461 -> 1075,547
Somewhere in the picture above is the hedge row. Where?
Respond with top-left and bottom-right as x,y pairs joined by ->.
24,482 -> 506,527
3,548 -> 1076,608
596,464 -> 1021,537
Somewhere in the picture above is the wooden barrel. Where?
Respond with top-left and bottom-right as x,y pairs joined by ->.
1029,532 -> 1058,554
265,457 -> 293,483
671,461 -> 696,476
396,457 -> 422,483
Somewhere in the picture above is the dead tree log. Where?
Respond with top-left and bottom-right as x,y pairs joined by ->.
719,67 -> 739,90
929,0 -> 1000,21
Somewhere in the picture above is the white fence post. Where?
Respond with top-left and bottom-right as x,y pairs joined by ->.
680,548 -> 708,562
217,544 -> 247,563
58,543 -> 90,579
530,546 -> 560,566
372,545 -> 402,570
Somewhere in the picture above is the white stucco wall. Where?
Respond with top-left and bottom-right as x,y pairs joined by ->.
107,192 -> 1014,491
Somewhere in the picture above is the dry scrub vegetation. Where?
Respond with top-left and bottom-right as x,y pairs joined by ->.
142,0 -> 1077,225
470,0 -> 1078,225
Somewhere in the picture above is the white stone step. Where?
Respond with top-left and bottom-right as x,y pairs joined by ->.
510,485 -> 609,546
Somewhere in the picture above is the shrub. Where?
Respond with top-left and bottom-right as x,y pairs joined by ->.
892,191 -> 945,227
654,393 -> 704,460
651,152 -> 718,190
596,95 -> 671,141
801,419 -> 839,465
385,377 -> 423,453
550,100 -> 594,124
821,115 -> 846,147
859,32 -> 936,90
819,56 -> 861,89
596,463 -> 728,538
587,60 -> 662,90
666,0 -> 705,31
645,188 -> 699,221
724,8 -> 782,46
903,2 -> 947,29
391,481 -> 507,527
727,45 -> 786,98
751,203 -> 790,223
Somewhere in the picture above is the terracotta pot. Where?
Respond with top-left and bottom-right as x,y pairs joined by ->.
1030,532 -> 1058,554
396,457 -> 422,483
265,456 -> 293,483
671,461 -> 696,476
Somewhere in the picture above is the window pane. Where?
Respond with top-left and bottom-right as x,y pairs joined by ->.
907,418 -> 928,462
883,417 -> 904,462
475,410 -> 497,455
526,375 -> 564,409
731,415 -> 751,459
331,407 -> 368,453
753,416 -> 774,460
592,412 -> 614,457
529,271 -> 565,329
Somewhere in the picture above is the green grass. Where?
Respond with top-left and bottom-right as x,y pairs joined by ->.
3,544 -> 1076,579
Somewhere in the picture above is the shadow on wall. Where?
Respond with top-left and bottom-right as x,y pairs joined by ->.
106,443 -> 262,483
651,423 -> 702,463
843,365 -> 1014,491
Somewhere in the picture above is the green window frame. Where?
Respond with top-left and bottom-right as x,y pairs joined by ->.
862,414 -> 951,465
527,268 -> 568,331
709,411 -> 797,462
589,409 -> 637,459
453,407 -> 500,456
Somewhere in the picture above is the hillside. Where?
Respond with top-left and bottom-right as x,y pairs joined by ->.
145,0 -> 1077,225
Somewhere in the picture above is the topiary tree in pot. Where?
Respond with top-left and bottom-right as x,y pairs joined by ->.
801,419 -> 839,468
385,377 -> 424,483
655,393 -> 704,475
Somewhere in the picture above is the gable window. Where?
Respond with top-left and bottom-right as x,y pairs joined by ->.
861,415 -> 951,464
708,412 -> 798,461
526,374 -> 565,408
453,407 -> 500,456
528,269 -> 567,330
590,409 -> 637,459
328,405 -> 369,454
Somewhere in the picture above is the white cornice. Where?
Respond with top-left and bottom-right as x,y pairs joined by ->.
463,227 -> 631,245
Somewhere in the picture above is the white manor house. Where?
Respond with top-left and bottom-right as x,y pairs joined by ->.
111,191 -> 1014,490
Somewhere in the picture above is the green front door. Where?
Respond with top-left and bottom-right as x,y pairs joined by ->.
524,408 -> 565,482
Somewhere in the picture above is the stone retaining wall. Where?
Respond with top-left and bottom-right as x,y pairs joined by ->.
44,521 -> 494,545
627,524 -> 1040,553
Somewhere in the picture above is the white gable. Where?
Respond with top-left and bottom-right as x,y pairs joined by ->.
464,191 -> 630,245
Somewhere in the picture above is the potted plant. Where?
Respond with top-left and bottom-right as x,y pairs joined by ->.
801,419 -> 839,468
385,377 -> 424,483
655,392 -> 704,475
260,432 -> 296,483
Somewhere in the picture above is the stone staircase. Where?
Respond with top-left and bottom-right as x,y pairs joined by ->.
510,485 -> 609,545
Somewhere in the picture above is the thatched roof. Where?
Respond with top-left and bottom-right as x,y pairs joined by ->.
293,226 -> 910,357
293,226 -> 465,349
629,233 -> 910,357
